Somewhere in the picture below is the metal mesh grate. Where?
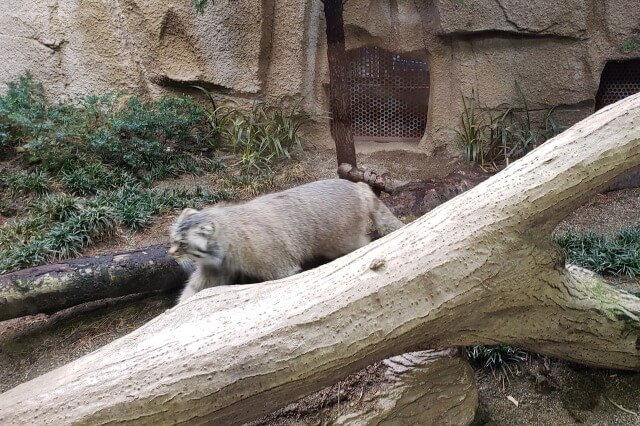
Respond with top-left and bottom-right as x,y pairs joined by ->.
595,58 -> 640,110
346,46 -> 430,142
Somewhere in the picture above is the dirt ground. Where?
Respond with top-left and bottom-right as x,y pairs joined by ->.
1,144 -> 639,424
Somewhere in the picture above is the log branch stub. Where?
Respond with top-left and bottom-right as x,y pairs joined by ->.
337,163 -> 407,194
338,163 -> 490,218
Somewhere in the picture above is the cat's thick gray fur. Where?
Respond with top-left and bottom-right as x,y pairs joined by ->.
169,179 -> 404,303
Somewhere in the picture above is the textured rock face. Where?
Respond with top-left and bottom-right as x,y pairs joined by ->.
342,0 -> 640,155
1,0 -> 639,154
435,0 -> 589,39
0,0 -> 271,98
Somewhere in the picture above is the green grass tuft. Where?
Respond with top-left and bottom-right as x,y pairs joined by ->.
0,72 -> 298,272
554,227 -> 640,277
466,345 -> 529,379
32,193 -> 80,221
453,84 -> 565,170
1,169 -> 51,196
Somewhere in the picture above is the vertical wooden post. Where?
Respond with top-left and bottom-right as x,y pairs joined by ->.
323,0 -> 357,167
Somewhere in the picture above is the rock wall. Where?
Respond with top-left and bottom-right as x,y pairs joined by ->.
342,0 -> 640,154
0,0 -> 277,97
1,0 -> 639,155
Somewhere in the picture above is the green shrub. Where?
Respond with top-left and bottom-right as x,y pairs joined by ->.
454,89 -> 486,164
0,216 -> 47,250
86,94 -> 211,171
1,169 -> 51,196
466,345 -> 529,378
60,162 -> 136,195
32,193 -> 80,221
0,72 -> 47,150
0,73 -> 218,185
223,101 -> 309,172
195,86 -> 309,172
0,240 -> 50,273
44,205 -> 119,260
0,73 -> 298,272
454,84 -> 565,169
554,227 -> 640,277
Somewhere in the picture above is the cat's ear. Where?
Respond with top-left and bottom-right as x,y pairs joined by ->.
179,208 -> 198,218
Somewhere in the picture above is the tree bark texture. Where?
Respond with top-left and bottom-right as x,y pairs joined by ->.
324,0 -> 356,167
1,94 -> 640,424
0,244 -> 185,321
334,349 -> 478,425
252,349 -> 476,426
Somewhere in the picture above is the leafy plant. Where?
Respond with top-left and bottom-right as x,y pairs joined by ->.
191,0 -> 210,13
620,33 -> 640,53
1,169 -> 51,196
0,73 -> 302,273
454,84 -> 566,170
454,89 -> 486,164
32,193 -> 80,221
554,226 -> 640,277
0,73 -> 217,185
60,162 -> 134,195
0,72 -> 47,150
466,345 -> 530,380
195,86 -> 309,172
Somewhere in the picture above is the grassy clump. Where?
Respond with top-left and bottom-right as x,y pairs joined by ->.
554,227 -> 640,277
0,73 -> 238,272
223,101 -> 309,172
466,345 -> 530,380
195,86 -> 309,172
0,72 -> 308,271
5,79 -> 214,180
0,73 -> 48,151
453,84 -> 565,170
1,169 -> 51,196
0,186 -> 235,273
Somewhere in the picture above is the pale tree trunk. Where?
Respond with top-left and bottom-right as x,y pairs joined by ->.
1,94 -> 640,424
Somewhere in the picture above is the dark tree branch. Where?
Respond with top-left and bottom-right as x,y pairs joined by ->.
324,0 -> 356,167
0,245 -> 185,321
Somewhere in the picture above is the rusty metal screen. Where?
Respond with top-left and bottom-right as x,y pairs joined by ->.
347,46 -> 430,142
595,58 -> 640,110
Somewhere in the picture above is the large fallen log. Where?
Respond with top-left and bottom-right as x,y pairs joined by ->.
0,245 -> 185,321
1,93 -> 640,424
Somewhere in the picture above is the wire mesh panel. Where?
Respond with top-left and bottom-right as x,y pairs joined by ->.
595,58 -> 640,110
347,46 -> 430,142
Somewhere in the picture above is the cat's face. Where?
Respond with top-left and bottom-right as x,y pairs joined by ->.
169,208 -> 225,268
